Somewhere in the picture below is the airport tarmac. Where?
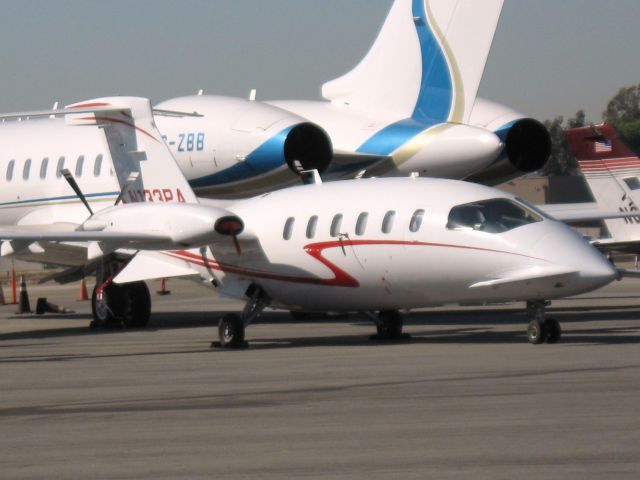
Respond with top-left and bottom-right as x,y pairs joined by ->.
1,278 -> 639,479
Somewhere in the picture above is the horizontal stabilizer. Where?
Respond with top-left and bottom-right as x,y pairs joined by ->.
538,204 -> 640,222
592,239 -> 640,255
114,251 -> 199,284
617,268 -> 640,279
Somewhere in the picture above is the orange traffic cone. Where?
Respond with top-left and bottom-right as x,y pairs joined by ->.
156,278 -> 171,296
78,278 -> 89,301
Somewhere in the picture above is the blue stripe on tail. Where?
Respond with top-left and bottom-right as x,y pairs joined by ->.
357,0 -> 453,156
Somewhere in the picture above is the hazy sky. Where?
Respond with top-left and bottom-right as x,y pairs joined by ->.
0,0 -> 638,122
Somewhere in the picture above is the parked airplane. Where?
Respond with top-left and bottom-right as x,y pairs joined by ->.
0,99 -> 626,348
153,0 -> 551,197
557,123 -> 640,254
107,174 -> 618,347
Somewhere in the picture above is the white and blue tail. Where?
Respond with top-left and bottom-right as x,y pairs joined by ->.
566,123 -> 640,242
322,0 -> 504,124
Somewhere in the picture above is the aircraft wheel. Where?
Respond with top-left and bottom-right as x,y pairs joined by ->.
91,285 -> 122,329
218,314 -> 245,348
121,282 -> 151,329
545,318 -> 562,344
527,319 -> 547,344
376,310 -> 403,340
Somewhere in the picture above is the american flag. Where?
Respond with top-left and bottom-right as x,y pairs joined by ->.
594,140 -> 613,153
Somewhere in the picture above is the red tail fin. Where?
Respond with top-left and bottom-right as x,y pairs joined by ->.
565,123 -> 640,177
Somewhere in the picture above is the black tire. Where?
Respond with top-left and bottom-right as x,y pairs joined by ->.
376,310 -> 403,340
91,284 -> 122,328
545,318 -> 562,344
527,319 -> 547,344
218,314 -> 245,348
121,282 -> 152,329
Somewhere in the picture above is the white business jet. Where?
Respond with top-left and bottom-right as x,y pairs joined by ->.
112,175 -> 616,347
153,0 -> 551,197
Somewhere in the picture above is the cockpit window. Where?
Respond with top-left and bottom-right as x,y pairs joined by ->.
447,198 -> 543,233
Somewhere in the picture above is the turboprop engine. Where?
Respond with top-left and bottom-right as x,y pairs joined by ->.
154,95 -> 332,197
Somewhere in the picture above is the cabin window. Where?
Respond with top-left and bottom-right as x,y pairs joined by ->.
6,160 -> 15,181
23,159 -> 32,180
447,198 -> 543,233
306,215 -> 318,239
75,155 -> 85,177
283,217 -> 295,240
382,210 -> 396,234
40,158 -> 49,179
330,214 -> 343,237
56,156 -> 65,178
94,154 -> 103,177
356,212 -> 368,236
409,209 -> 425,232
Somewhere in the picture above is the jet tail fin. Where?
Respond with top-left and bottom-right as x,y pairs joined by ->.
565,123 -> 640,242
322,0 -> 504,124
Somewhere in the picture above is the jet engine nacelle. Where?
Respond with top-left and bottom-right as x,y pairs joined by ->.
503,118 -> 551,173
154,95 -> 332,197
465,99 -> 551,185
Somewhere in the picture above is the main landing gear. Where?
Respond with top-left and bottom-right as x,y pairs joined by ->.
526,301 -> 561,344
214,285 -> 271,349
91,261 -> 151,329
91,281 -> 151,329
368,310 -> 410,341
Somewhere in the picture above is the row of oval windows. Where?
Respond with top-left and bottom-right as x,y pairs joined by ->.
283,209 -> 426,240
2,155 -> 111,182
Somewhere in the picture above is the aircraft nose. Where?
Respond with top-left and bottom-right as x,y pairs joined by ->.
577,250 -> 618,287
535,225 -> 617,292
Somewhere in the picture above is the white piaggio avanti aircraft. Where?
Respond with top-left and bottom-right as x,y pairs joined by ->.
153,0 -> 552,198
0,97 -> 619,347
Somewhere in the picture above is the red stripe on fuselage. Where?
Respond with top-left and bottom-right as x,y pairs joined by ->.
163,240 -> 542,288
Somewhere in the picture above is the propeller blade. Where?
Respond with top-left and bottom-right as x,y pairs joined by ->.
114,172 -> 140,206
61,168 -> 93,216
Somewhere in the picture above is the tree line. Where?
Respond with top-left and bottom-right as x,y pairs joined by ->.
542,83 -> 640,176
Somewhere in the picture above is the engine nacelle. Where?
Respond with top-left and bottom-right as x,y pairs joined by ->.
154,95 -> 332,197
503,118 -> 551,173
466,99 -> 551,185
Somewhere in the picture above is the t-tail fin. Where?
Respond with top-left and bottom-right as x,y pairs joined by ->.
322,0 -> 504,124
565,123 -> 640,242
66,97 -> 198,205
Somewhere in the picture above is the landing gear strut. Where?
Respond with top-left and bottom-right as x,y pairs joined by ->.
215,285 -> 271,349
526,301 -> 561,344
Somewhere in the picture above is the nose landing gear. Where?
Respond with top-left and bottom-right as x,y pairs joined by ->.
526,301 -> 561,344
214,285 -> 271,349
